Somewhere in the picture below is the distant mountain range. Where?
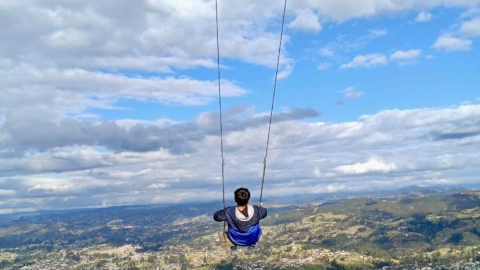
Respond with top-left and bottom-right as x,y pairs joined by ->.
0,184 -> 469,221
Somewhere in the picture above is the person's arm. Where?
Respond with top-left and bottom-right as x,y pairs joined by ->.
213,209 -> 226,222
257,206 -> 268,220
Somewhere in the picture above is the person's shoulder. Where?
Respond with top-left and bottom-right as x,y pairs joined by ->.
225,206 -> 236,212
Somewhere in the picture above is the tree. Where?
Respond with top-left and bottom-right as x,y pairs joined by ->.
179,253 -> 187,264
148,256 -> 155,263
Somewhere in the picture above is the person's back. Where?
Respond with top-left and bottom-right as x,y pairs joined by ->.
213,188 -> 267,248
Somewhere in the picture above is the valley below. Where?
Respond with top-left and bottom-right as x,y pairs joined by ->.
2,187 -> 480,270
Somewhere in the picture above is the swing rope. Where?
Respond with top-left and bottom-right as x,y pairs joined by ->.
215,0 -> 227,232
259,0 -> 288,205
215,0 -> 288,218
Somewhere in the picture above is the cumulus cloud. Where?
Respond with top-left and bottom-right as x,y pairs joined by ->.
2,104 -> 480,213
289,0 -> 480,22
461,7 -> 480,18
2,0 -> 463,79
1,0 -> 478,75
343,88 -> 364,99
416,11 -> 433,22
432,35 -> 472,51
460,16 -> 480,36
341,49 -> 422,68
0,106 -> 319,157
0,0 -> 297,89
390,49 -> 422,62
0,0 -> 290,70
337,86 -> 364,105
337,87 -> 364,105
433,15 -> 479,52
0,64 -> 247,107
288,9 -> 322,33
340,53 -> 388,68
277,63 -> 295,80
333,158 -> 398,175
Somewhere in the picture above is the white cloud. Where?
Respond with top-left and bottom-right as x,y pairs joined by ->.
369,28 -> 388,37
0,64 -> 247,112
340,87 -> 364,99
147,183 -> 168,190
333,158 -> 398,175
317,62 -> 332,71
390,49 -> 422,61
289,0 -> 480,22
416,11 -> 433,22
288,9 -> 322,33
340,53 -> 388,68
2,0 -> 476,78
345,92 -> 363,100
434,15 -> 479,53
77,56 -> 218,73
0,189 -> 15,196
319,29 -> 389,58
116,118 -> 181,129
340,49 -> 422,68
460,16 -> 480,37
319,48 -> 334,57
1,104 -> 480,212
432,35 -> 472,51
461,7 -> 480,18
277,63 -> 294,80
326,183 -> 347,193
0,0 -> 295,75
337,87 -> 364,105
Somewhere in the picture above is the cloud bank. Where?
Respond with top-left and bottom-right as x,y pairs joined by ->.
1,104 -> 479,214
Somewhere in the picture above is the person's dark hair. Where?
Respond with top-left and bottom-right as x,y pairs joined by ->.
234,188 -> 250,206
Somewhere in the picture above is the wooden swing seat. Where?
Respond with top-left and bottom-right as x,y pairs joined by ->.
218,231 -> 235,249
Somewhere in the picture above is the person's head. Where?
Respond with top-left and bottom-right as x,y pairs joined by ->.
234,188 -> 250,206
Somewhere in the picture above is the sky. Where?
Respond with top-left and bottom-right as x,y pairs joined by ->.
0,0 -> 480,214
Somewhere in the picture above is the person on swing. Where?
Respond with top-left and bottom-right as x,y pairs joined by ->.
213,188 -> 268,250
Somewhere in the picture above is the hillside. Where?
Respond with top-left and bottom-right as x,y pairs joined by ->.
1,189 -> 480,269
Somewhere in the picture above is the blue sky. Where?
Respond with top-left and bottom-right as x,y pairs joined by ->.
0,0 -> 479,214
88,7 -> 480,124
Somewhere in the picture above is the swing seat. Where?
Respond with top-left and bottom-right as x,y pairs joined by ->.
217,230 -> 263,249
218,231 -> 235,249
